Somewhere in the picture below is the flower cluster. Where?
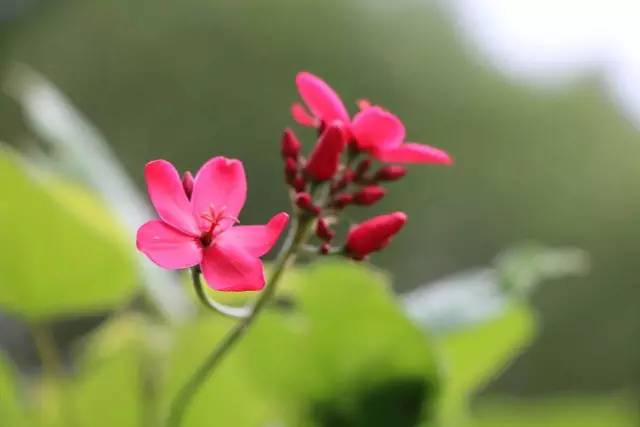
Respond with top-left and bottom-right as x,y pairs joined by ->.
283,71 -> 452,260
136,71 -> 451,292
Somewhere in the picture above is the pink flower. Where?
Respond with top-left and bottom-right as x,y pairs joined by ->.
291,71 -> 452,165
345,212 -> 407,260
136,157 -> 289,292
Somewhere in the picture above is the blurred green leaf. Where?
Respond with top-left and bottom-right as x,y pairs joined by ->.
0,149 -> 136,320
59,314 -> 170,427
496,243 -> 589,298
0,354 -> 27,426
5,66 -> 192,320
474,395 -> 639,427
438,304 -> 536,424
161,261 -> 441,427
402,243 -> 586,425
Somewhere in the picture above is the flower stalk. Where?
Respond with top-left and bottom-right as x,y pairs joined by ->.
166,214 -> 314,427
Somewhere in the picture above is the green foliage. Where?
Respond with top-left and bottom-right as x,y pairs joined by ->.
164,262 -> 440,427
438,305 -> 536,424
0,355 -> 26,427
474,395 -> 639,427
0,149 -> 136,320
404,243 -> 587,425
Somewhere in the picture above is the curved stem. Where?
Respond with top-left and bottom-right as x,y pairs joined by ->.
30,322 -> 62,378
166,215 -> 313,427
190,268 -> 251,319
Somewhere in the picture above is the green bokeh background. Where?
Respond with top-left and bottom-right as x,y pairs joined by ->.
1,0 -> 639,400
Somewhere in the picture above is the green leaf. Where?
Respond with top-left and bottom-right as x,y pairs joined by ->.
438,304 -> 536,423
60,314 -> 170,427
0,149 -> 136,320
162,261 -> 441,427
496,242 -> 589,298
0,355 -> 27,427
474,395 -> 639,427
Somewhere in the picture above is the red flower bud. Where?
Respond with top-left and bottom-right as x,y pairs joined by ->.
295,192 -> 320,215
332,193 -> 353,209
315,218 -> 335,241
346,212 -> 407,259
375,165 -> 407,182
284,157 -> 298,184
305,123 -> 346,181
281,128 -> 301,159
320,243 -> 330,255
353,185 -> 386,205
182,171 -> 194,198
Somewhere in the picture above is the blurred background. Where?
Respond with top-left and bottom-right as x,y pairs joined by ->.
1,0 -> 639,424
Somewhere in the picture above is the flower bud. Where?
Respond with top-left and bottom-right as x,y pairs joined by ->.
182,171 -> 194,199
284,157 -> 298,184
281,128 -> 301,159
345,212 -> 407,260
320,243 -> 330,255
353,185 -> 386,206
295,192 -> 320,215
305,123 -> 346,181
375,165 -> 407,182
332,193 -> 353,209
315,218 -> 335,241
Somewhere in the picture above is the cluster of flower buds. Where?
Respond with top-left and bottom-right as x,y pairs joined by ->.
280,71 -> 452,260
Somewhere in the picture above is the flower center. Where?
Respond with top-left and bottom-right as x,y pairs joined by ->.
198,204 -> 238,247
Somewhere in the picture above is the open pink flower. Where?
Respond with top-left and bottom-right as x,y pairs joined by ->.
291,71 -> 452,165
136,157 -> 289,292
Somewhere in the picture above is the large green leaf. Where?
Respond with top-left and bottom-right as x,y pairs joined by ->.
160,261 -> 441,427
0,149 -> 136,320
0,354 -> 27,427
437,305 -> 536,424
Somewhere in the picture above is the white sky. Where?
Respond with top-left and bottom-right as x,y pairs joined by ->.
449,0 -> 640,128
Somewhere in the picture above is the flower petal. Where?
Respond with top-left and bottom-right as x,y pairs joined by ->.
144,160 -> 200,236
191,157 -> 247,232
351,107 -> 405,151
217,212 -> 289,257
136,220 -> 202,269
201,240 -> 265,292
295,71 -> 350,124
291,102 -> 319,127
374,143 -> 452,164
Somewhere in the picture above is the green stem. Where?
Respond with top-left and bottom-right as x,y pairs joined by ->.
191,268 -> 251,319
30,322 -> 61,378
166,215 -> 314,427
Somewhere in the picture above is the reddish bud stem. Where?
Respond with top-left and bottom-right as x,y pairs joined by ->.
305,123 -> 346,181
331,168 -> 355,193
295,192 -> 320,215
354,159 -> 372,178
292,176 -> 307,192
375,165 -> 407,182
332,193 -> 353,209
353,185 -> 386,205
284,157 -> 298,184
182,171 -> 194,199
315,218 -> 335,242
346,212 -> 407,259
281,128 -> 301,159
